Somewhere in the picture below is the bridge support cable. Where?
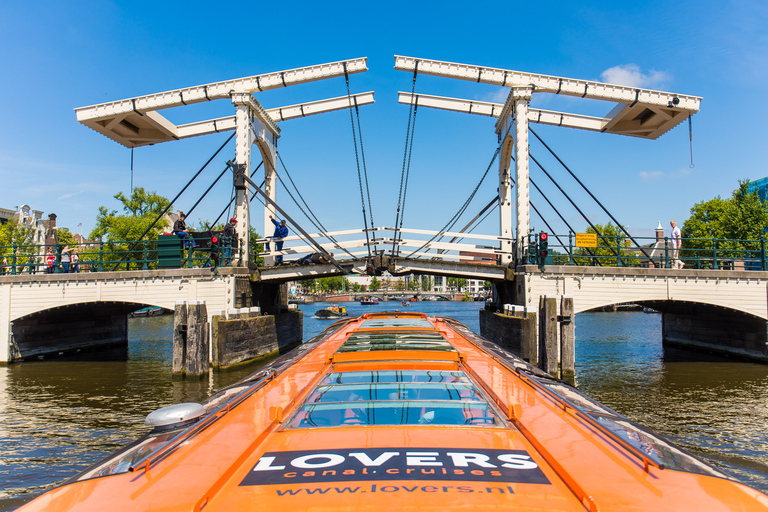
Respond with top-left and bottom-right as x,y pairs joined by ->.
273,152 -> 356,259
529,152 -> 619,258
437,196 -> 499,254
110,132 -> 235,270
241,173 -> 345,273
343,64 -> 376,260
530,128 -> 652,261
393,63 -> 420,257
208,162 -> 264,228
402,119 -> 512,260
505,156 -> 574,258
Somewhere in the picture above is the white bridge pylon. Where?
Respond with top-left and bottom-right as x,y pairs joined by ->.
394,55 -> 702,265
75,58 -> 372,266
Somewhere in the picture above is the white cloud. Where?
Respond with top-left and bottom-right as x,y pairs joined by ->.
639,170 -> 665,180
600,64 -> 670,89
484,87 -> 510,104
56,190 -> 86,201
639,168 -> 692,181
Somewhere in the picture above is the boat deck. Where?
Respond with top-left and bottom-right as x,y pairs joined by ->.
20,312 -> 768,511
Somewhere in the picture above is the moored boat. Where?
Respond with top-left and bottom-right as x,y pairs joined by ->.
315,305 -> 348,318
360,296 -> 379,305
18,311 -> 768,511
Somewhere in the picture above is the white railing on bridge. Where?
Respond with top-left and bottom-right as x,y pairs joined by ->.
256,226 -> 508,264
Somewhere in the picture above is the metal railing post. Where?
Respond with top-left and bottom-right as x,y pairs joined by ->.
568,232 -> 574,266
761,236 -> 766,271
98,241 -> 104,272
616,235 -> 623,267
142,240 -> 148,270
712,239 -> 718,270
11,243 -> 17,275
664,237 -> 669,268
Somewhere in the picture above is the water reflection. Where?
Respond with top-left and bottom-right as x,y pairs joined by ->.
576,311 -> 768,491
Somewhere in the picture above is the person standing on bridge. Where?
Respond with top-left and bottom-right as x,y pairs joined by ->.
670,220 -> 683,269
267,215 -> 288,265
45,248 -> 55,274
223,217 -> 238,265
61,246 -> 72,273
173,213 -> 194,247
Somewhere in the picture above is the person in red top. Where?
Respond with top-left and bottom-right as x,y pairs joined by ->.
45,248 -> 55,274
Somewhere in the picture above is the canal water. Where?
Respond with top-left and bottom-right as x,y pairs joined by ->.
2,301 -> 768,510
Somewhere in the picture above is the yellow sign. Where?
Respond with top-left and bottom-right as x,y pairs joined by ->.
575,233 -> 597,248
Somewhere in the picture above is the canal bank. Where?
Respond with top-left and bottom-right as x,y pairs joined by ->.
1,303 -> 767,509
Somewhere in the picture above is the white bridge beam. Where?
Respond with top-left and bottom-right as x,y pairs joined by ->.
398,93 -> 609,133
176,92 -> 375,140
394,55 -> 700,112
75,57 -> 368,148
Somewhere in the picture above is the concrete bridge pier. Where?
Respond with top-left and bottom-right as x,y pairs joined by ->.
9,302 -> 138,362
648,301 -> 768,362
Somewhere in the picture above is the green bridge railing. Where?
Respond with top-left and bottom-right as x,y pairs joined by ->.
3,232 -> 767,275
527,232 -> 768,270
0,235 -> 241,275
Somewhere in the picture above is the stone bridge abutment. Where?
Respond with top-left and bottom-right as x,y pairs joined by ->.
0,269 -> 302,372
483,265 -> 768,376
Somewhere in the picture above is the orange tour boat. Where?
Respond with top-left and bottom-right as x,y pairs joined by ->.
18,312 -> 768,511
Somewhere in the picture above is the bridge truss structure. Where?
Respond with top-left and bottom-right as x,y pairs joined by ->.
75,58 -> 373,266
394,56 -> 701,265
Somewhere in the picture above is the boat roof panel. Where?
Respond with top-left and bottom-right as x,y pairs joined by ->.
359,317 -> 435,329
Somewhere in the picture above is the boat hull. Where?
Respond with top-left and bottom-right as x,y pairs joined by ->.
17,311 -> 768,512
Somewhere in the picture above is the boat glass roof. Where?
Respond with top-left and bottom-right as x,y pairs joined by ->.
339,332 -> 455,352
287,370 -> 498,428
358,318 -> 435,329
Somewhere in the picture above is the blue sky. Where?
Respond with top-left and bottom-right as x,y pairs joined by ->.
1,0 -> 767,246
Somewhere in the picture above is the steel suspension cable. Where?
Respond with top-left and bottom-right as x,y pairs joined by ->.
186,164 -> 230,219
530,128 -> 652,261
354,98 -> 375,235
209,161 -> 264,228
110,132 -> 235,270
397,103 -> 418,243
273,153 -> 356,259
343,64 -> 374,259
392,62 -> 419,257
529,152 -> 618,257
403,124 -> 508,259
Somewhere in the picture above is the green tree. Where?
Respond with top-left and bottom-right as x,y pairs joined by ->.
682,181 -> 768,264
369,276 -> 381,291
421,275 -> 433,291
0,220 -> 36,272
90,188 -> 171,269
573,222 -> 637,267
395,278 -> 405,291
318,276 -> 343,292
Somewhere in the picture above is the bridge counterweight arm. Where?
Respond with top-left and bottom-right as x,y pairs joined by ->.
76,58 -> 368,121
176,92 -> 376,140
398,92 -> 609,135
394,55 -> 700,111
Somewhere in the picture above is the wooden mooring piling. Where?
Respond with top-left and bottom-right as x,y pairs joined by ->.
479,295 -> 575,381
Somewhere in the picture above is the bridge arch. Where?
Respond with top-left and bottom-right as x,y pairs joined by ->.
10,301 -> 161,362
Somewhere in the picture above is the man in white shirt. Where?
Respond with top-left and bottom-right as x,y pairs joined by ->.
670,220 -> 683,269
